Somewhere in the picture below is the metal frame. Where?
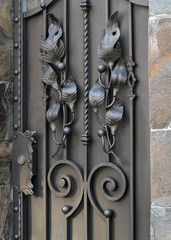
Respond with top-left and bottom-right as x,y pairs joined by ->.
12,0 -> 149,239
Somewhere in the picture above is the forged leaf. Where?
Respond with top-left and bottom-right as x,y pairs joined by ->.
106,98 -> 123,135
111,56 -> 127,84
98,11 -> 121,68
42,65 -> 58,90
89,79 -> 105,114
62,76 -> 77,112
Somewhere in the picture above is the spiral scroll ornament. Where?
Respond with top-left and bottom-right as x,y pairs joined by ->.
47,160 -> 84,217
88,162 -> 126,218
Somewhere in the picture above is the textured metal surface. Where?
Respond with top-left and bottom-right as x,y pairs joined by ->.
12,0 -> 150,239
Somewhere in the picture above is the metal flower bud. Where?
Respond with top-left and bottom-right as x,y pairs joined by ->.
46,104 -> 60,132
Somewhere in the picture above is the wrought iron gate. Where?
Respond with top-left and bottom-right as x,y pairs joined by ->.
12,0 -> 150,239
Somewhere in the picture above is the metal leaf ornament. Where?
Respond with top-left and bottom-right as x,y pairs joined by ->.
40,14 -> 65,64
89,79 -> 105,114
111,57 -> 127,84
46,103 -> 60,133
106,99 -> 123,135
111,56 -> 127,97
42,65 -> 58,90
62,75 -> 77,113
98,11 -> 121,69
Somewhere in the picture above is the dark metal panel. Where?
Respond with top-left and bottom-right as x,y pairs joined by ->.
12,0 -> 150,239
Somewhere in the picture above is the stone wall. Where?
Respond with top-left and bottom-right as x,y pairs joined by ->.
149,0 -> 171,239
0,0 -> 13,239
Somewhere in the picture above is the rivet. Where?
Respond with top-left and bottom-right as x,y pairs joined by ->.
14,17 -> 19,23
14,206 -> 19,212
14,70 -> 19,75
14,234 -> 19,239
14,43 -> 19,49
14,96 -> 18,102
40,2 -> 46,8
14,124 -> 18,130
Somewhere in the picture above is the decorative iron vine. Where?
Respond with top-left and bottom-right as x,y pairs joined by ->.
40,14 -> 77,157
89,11 -> 128,164
43,11 -> 127,240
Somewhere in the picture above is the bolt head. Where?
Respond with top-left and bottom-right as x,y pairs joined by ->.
97,64 -> 107,73
14,43 -> 19,49
14,70 -> 19,75
14,17 -> 19,23
14,96 -> 18,102
17,155 -> 26,166
63,126 -> 71,135
57,62 -> 65,71
14,124 -> 18,130
97,129 -> 106,137
14,206 -> 19,212
40,2 -> 46,8
14,234 -> 19,239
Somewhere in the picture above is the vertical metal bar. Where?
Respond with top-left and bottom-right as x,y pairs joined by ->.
64,217 -> 69,240
80,1 -> 90,239
42,6 -> 49,240
105,0 -> 109,22
127,2 -> 136,240
129,93 -> 134,240
128,3 -> 133,58
105,0 -> 110,164
106,218 -> 110,240
63,0 -> 68,160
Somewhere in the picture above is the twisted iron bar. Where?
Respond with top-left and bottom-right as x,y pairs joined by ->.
81,3 -> 90,136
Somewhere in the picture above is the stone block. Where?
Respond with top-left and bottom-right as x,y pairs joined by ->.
149,0 -> 171,16
151,196 -> 171,240
0,27 -> 13,82
0,164 -> 11,184
0,142 -> 12,162
0,82 -> 13,141
0,186 -> 8,234
1,201 -> 13,240
0,0 -> 13,36
151,130 -> 171,201
149,15 -> 171,128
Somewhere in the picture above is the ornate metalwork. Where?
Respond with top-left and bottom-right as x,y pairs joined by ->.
40,14 -> 77,157
89,11 -> 128,164
48,159 -> 84,217
13,130 -> 36,195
